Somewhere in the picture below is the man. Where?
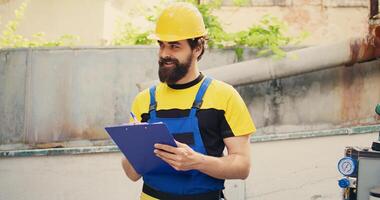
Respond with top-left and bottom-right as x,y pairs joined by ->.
122,2 -> 256,200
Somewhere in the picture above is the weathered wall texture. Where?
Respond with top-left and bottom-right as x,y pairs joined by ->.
0,47 -> 247,147
0,50 -> 27,146
237,60 -> 380,134
0,47 -> 379,148
0,0 -> 369,45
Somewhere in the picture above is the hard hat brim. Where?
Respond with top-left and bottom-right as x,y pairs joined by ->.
149,31 -> 207,42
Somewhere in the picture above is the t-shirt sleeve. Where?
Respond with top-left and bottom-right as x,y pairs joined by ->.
129,96 -> 142,123
221,87 -> 256,137
129,90 -> 149,123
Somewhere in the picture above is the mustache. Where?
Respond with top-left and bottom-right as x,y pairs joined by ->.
158,57 -> 179,66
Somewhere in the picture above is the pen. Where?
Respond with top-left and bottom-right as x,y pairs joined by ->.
130,112 -> 138,123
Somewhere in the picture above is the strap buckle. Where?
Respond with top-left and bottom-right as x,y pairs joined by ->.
149,104 -> 157,112
192,101 -> 203,109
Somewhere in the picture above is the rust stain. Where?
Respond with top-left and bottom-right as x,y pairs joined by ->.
29,116 -> 109,146
33,142 -> 64,149
373,25 -> 380,57
82,127 -> 108,140
64,125 -> 108,141
342,16 -> 379,124
340,66 -> 365,125
347,23 -> 380,66
347,38 -> 361,66
30,126 -> 108,149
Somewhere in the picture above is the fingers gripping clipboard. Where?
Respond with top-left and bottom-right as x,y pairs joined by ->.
105,122 -> 177,175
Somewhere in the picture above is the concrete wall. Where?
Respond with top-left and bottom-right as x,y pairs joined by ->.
0,0 -> 370,46
0,50 -> 28,146
0,47 -> 247,147
0,47 -> 379,148
237,60 -> 380,135
0,132 -> 378,200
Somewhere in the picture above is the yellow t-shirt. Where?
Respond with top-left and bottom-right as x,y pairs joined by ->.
130,74 -> 256,157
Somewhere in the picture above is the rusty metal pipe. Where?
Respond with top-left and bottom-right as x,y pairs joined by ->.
348,29 -> 380,65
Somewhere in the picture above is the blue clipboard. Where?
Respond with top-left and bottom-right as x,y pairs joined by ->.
104,122 -> 177,175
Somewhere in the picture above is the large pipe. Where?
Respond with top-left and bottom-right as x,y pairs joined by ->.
137,26 -> 380,91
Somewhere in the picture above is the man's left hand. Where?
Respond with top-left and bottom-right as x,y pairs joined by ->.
154,141 -> 204,171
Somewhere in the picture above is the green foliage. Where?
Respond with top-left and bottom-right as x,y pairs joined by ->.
111,0 -> 308,60
111,0 -> 176,46
230,15 -> 297,60
112,21 -> 154,45
197,1 -> 227,49
0,1 -> 80,48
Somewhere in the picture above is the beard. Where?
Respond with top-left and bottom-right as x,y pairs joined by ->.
158,54 -> 193,85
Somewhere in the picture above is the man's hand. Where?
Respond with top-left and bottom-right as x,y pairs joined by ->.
155,135 -> 251,180
121,157 -> 141,182
154,141 -> 204,171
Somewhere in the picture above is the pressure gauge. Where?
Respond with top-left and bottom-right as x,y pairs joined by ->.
337,157 -> 356,176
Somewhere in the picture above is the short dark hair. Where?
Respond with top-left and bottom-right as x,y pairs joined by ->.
187,36 -> 207,61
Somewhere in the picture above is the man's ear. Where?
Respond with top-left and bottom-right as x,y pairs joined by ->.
196,38 -> 205,52
192,41 -> 203,57
193,46 -> 201,56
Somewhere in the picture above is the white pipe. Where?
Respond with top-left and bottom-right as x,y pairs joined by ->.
137,39 -> 353,90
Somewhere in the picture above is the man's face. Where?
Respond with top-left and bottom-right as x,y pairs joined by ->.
158,40 -> 194,84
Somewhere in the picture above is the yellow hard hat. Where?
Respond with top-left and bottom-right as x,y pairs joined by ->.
153,2 -> 207,42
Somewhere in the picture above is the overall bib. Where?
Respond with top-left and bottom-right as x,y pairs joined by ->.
142,77 -> 224,199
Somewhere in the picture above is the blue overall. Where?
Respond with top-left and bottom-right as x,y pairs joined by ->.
143,77 -> 224,196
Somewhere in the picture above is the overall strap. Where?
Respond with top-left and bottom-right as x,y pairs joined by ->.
190,77 -> 212,117
149,86 -> 157,119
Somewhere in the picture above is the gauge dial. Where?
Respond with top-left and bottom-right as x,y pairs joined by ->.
337,157 -> 356,176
